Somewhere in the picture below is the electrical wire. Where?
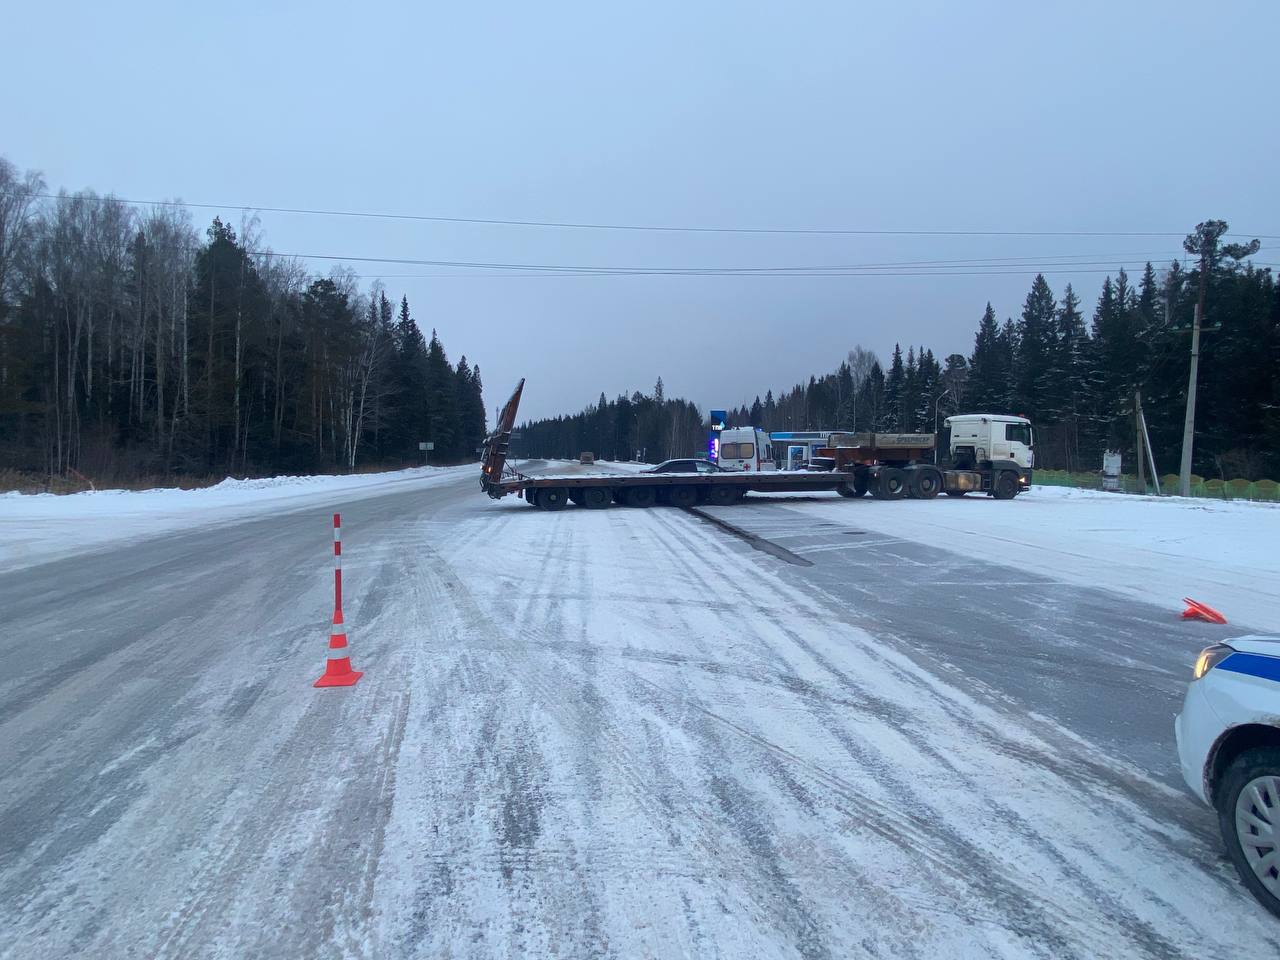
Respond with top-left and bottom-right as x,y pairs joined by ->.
7,189 -> 1276,241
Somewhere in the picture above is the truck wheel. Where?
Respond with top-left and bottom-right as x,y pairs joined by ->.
582,487 -> 611,509
705,486 -> 737,506
525,488 -> 540,506
668,486 -> 698,508
909,467 -> 943,500
992,471 -> 1019,500
836,473 -> 868,498
625,486 -> 656,508
1217,747 -> 1280,919
872,468 -> 907,500
536,487 -> 570,510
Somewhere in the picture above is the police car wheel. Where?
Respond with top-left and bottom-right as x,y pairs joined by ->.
1218,747 -> 1280,918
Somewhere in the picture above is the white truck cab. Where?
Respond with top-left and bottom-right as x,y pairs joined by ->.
716,427 -> 775,472
945,415 -> 1034,471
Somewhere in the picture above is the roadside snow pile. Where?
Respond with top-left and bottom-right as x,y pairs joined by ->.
0,465 -> 471,572
785,484 -> 1280,633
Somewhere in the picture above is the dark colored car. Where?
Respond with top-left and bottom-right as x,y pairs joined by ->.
644,459 -> 726,474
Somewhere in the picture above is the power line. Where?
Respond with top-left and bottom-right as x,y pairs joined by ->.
31,229 -> 1278,280
8,189 -> 1277,241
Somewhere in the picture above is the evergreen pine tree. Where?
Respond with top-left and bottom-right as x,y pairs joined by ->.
884,344 -> 905,429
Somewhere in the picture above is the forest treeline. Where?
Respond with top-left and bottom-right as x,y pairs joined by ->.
522,222 -> 1278,478
0,158 -> 486,483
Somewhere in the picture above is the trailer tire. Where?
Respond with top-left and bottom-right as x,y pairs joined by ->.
705,485 -> 737,506
537,487 -> 570,510
625,486 -> 656,508
909,466 -> 943,500
872,468 -> 908,500
992,471 -> 1019,500
668,486 -> 698,508
582,487 -> 611,509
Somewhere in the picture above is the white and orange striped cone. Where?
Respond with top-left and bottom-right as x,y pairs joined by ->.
315,513 -> 362,687
314,609 -> 363,687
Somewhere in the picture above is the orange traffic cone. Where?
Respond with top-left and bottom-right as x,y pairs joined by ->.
315,609 -> 362,687
1181,597 -> 1228,625
315,513 -> 362,687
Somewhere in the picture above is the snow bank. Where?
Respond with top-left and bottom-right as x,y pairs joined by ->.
781,484 -> 1280,633
0,465 -> 472,572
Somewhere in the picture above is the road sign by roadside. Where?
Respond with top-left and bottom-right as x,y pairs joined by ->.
419,442 -> 435,451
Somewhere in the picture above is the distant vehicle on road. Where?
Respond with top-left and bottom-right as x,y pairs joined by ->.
1176,635 -> 1280,917
644,459 -> 725,474
579,452 -> 595,464
803,456 -> 836,472
479,379 -> 1034,508
717,427 -> 776,473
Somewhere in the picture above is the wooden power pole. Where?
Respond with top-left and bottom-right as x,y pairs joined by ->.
1176,221 -> 1260,497
1177,249 -> 1210,497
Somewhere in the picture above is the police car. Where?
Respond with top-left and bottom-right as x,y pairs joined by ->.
1176,636 -> 1280,916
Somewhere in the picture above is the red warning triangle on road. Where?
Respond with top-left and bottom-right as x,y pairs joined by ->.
1181,597 -> 1228,625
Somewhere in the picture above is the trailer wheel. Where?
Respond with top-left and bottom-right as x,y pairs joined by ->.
525,489 -> 540,506
625,486 -> 656,508
582,487 -> 611,509
536,487 -> 570,510
872,468 -> 908,500
705,485 -> 737,506
992,471 -> 1019,500
836,473 -> 868,498
668,485 -> 698,508
909,466 -> 943,500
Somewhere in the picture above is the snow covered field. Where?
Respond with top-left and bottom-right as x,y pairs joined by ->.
0,465 -> 470,573
767,483 -> 1280,633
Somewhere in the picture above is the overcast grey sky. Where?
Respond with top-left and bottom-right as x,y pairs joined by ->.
4,1 -> 1277,421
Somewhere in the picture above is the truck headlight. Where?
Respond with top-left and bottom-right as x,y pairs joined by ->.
1192,643 -> 1233,680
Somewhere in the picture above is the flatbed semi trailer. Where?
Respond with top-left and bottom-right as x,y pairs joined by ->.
480,379 -> 1033,510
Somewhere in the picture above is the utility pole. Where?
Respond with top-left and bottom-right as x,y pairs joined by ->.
1177,221 -> 1259,496
1135,389 -> 1145,492
1177,251 -> 1209,497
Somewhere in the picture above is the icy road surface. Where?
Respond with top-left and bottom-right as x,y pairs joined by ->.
1,467 -> 1277,958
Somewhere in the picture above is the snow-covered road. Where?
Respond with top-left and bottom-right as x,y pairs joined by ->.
1,468 -> 1276,958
